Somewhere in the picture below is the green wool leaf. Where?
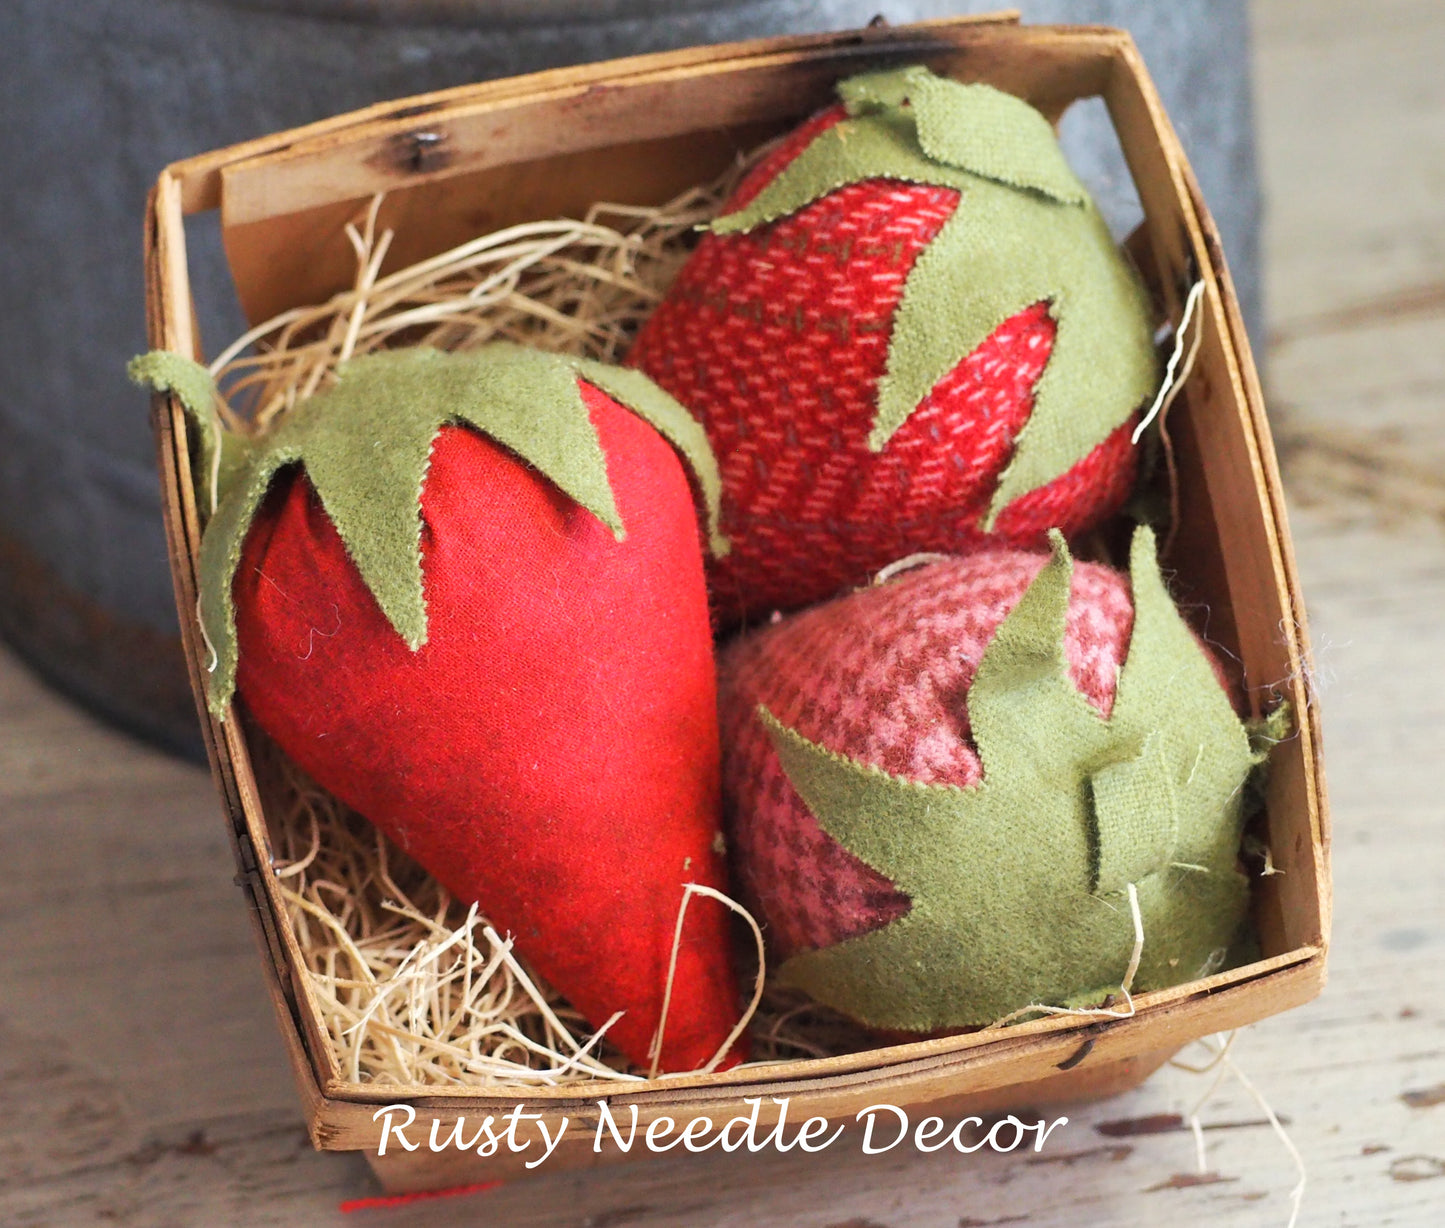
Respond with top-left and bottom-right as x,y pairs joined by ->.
571,358 -> 730,557
884,184 -> 1159,525
834,65 -> 915,111
1089,732 -> 1177,895
133,343 -> 722,717
712,108 -> 968,237
841,66 -> 1088,204
127,351 -> 253,513
711,65 -> 1159,523
759,527 -> 1267,1031
1247,700 -> 1294,763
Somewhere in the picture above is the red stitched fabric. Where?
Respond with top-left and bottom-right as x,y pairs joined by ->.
628,105 -> 1138,625
717,550 -> 1136,960
233,381 -> 744,1073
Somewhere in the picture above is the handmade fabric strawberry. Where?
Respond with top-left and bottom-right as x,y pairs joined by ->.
629,65 -> 1160,623
719,528 -> 1285,1031
133,345 -> 743,1073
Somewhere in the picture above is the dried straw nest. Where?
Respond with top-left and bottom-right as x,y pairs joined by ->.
219,150 -> 884,1088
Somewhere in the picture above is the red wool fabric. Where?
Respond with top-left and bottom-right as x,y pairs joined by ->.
717,550 -> 1137,960
233,381 -> 743,1073
628,105 -> 1137,625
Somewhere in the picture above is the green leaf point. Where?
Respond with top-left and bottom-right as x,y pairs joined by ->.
129,351 -> 253,514
571,358 -> 730,558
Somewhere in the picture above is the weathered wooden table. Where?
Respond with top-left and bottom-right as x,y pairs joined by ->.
2,1 -> 1441,1223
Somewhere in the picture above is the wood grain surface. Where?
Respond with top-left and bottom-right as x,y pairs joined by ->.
2,1 -> 1441,1223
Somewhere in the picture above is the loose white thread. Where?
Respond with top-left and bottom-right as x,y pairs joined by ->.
988,881 -> 1144,1028
649,882 -> 767,1079
872,552 -> 954,585
195,595 -> 219,674
1171,1031 -> 1306,1228
1133,278 -> 1207,444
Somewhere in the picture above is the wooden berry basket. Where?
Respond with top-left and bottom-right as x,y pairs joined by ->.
142,11 -> 1329,1194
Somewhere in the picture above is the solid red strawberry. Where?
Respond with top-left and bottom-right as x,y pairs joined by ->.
629,67 -> 1159,624
135,344 -> 743,1073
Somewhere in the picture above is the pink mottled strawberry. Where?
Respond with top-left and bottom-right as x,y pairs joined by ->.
629,66 -> 1159,624
717,529 -> 1272,1033
719,546 -> 1136,959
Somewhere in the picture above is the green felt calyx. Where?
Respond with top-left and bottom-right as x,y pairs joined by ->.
129,349 -> 252,515
130,344 -> 726,715
758,527 -> 1286,1032
712,65 -> 1160,528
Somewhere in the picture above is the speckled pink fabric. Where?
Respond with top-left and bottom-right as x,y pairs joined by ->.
718,549 -> 1137,959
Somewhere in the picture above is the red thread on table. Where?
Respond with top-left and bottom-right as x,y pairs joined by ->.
340,1179 -> 502,1212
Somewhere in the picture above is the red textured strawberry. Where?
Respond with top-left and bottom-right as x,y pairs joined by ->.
629,65 -> 1160,623
719,529 -> 1280,1031
133,345 -> 742,1073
